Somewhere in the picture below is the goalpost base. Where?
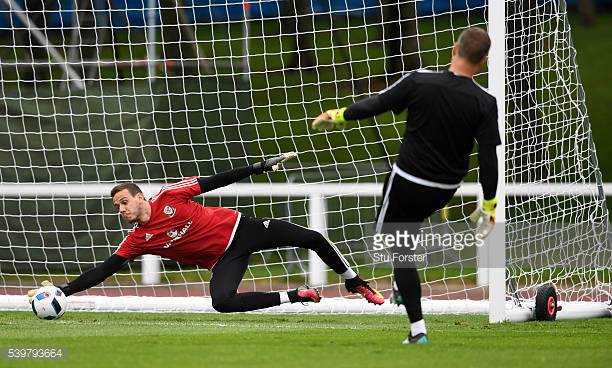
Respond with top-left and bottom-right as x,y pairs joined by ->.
2,295 -> 610,321
505,301 -> 612,322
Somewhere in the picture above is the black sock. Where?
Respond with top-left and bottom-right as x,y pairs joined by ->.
345,275 -> 364,290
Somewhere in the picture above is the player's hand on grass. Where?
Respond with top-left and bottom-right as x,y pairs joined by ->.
469,197 -> 497,238
312,107 -> 347,131
254,152 -> 297,174
27,280 -> 54,304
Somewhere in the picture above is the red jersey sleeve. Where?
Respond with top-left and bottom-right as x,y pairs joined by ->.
114,232 -> 143,261
151,176 -> 201,203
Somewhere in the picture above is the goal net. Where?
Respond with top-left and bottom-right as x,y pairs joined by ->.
0,0 -> 610,319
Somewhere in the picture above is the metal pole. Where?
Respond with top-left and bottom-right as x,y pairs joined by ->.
487,0 -> 507,324
308,193 -> 328,286
147,0 -> 157,81
142,255 -> 161,285
242,0 -> 251,81
3,0 -> 85,90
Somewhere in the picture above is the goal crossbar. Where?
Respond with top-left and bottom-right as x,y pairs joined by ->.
1,182 -> 610,198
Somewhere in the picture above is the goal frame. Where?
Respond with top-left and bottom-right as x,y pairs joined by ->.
487,0 -> 506,324
1,183 -> 611,321
1,0 -> 611,322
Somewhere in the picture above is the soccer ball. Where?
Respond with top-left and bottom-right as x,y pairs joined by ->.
31,286 -> 67,320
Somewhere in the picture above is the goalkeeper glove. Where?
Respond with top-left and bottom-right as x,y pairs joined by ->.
27,280 -> 54,304
253,152 -> 297,174
469,197 -> 497,239
312,107 -> 347,131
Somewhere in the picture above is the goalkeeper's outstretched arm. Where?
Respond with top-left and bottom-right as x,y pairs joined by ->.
59,254 -> 128,296
28,255 -> 127,301
312,74 -> 412,131
312,95 -> 394,131
343,95 -> 392,121
197,152 -> 297,194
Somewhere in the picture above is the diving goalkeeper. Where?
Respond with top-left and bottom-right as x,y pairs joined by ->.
28,153 -> 384,311
312,27 -> 500,344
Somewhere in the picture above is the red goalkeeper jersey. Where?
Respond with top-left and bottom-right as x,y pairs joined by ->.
114,177 -> 241,269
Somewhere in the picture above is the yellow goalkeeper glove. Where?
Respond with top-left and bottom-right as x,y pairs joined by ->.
469,197 -> 497,238
27,280 -> 54,304
312,107 -> 347,131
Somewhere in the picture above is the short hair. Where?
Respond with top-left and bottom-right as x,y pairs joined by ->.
110,183 -> 143,198
457,27 -> 491,65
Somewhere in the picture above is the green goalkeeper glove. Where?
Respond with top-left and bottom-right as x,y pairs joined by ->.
27,280 -> 54,304
469,197 -> 497,238
312,107 -> 347,131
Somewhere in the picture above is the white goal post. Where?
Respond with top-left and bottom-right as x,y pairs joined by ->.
1,0 -> 611,322
488,0 -> 507,323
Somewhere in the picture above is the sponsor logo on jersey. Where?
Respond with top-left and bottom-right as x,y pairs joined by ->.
145,233 -> 153,241
163,221 -> 192,248
263,220 -> 270,229
163,205 -> 176,218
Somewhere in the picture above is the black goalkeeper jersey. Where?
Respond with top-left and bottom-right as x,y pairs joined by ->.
346,70 -> 501,187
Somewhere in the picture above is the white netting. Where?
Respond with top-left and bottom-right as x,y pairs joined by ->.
503,0 -> 611,306
0,0 -> 610,317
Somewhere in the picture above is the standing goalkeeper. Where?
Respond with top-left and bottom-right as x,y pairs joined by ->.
312,27 -> 500,344
29,153 -> 384,312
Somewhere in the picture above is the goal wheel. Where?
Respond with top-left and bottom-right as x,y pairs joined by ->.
535,284 -> 558,321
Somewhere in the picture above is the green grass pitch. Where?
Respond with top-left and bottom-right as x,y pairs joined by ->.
0,311 -> 609,367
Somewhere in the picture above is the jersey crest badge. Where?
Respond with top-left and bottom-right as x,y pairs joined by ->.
163,205 -> 176,218
263,220 -> 270,229
145,233 -> 153,241
166,229 -> 178,238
